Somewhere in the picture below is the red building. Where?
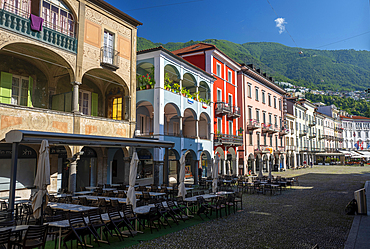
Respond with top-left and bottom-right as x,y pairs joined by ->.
173,43 -> 242,176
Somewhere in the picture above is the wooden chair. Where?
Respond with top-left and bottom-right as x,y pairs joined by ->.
12,225 -> 49,249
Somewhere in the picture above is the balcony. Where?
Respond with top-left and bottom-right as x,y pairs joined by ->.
215,102 -> 231,115
227,105 -> 241,118
309,133 -> 317,139
300,147 -> 309,152
308,121 -> 316,127
100,46 -> 120,70
214,133 -> 243,146
260,145 -> 273,154
299,130 -> 307,137
290,129 -> 295,135
279,128 -> 289,136
247,119 -> 261,130
262,123 -> 278,134
278,146 -> 285,154
0,7 -> 77,53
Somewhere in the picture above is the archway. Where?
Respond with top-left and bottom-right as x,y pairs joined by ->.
137,149 -> 153,180
167,149 -> 180,184
111,149 -> 125,184
199,81 -> 210,102
255,153 -> 262,172
164,103 -> 180,136
248,154 -> 255,175
183,108 -> 197,138
136,101 -> 154,136
137,62 -> 155,90
227,147 -> 236,176
184,150 -> 197,185
200,151 -> 211,178
215,147 -> 224,175
199,112 -> 210,140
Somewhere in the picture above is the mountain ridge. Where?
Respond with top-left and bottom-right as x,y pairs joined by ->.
137,37 -> 370,91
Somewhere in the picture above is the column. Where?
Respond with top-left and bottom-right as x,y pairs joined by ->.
68,161 -> 77,194
71,81 -> 81,113
252,159 -> 256,174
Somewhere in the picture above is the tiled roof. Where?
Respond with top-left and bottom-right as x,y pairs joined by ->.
172,43 -> 216,55
351,116 -> 370,120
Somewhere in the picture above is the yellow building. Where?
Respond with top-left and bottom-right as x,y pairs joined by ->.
0,0 -> 141,196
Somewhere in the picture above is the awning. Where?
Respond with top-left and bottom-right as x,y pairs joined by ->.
5,130 -> 174,148
315,152 -> 344,156
355,151 -> 370,158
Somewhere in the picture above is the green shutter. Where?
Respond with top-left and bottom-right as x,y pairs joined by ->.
91,92 -> 98,116
64,91 -> 72,112
52,94 -> 64,111
0,72 -> 12,104
28,76 -> 33,107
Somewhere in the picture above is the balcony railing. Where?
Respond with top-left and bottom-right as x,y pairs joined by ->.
262,123 -> 278,134
100,46 -> 120,70
247,119 -> 261,130
287,145 -> 296,151
278,146 -> 285,153
309,121 -> 316,127
215,102 -> 231,115
214,133 -> 243,146
0,7 -> 77,53
279,128 -> 289,136
135,130 -> 154,138
299,130 -> 307,137
227,105 -> 241,118
309,133 -> 317,139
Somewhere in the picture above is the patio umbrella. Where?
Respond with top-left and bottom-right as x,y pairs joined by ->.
258,159 -> 263,178
268,161 -> 272,180
178,154 -> 186,199
32,140 -> 50,219
212,156 -> 219,193
127,151 -> 139,210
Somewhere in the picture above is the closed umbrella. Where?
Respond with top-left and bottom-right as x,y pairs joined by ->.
32,140 -> 50,219
258,159 -> 263,179
178,154 -> 186,199
212,156 -> 219,193
127,151 -> 139,210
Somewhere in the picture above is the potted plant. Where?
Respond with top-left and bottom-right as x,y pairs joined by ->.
192,91 -> 200,101
186,90 -> 192,99
173,83 -> 180,93
164,73 -> 172,91
181,88 -> 187,97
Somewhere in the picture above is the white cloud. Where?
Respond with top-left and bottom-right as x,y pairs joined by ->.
275,17 -> 287,34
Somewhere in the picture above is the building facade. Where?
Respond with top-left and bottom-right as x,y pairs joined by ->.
0,0 -> 141,196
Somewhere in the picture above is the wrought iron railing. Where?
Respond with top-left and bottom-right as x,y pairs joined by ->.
100,46 -> 120,69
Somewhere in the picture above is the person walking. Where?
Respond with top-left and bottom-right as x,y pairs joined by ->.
198,167 -> 203,182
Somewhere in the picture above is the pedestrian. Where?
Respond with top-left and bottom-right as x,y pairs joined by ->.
310,161 -> 313,168
198,167 -> 203,182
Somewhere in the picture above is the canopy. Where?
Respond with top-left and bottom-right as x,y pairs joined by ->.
32,140 -> 50,219
178,154 -> 186,199
127,151 -> 139,210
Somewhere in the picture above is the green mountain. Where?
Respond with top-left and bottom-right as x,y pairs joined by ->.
137,37 -> 370,91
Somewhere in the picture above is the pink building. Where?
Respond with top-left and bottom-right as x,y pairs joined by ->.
237,65 -> 287,175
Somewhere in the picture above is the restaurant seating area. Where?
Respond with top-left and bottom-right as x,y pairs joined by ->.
0,183 -> 245,249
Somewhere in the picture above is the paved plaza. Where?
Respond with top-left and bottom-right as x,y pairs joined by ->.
130,165 -> 370,249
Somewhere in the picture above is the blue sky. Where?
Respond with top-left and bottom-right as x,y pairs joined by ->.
106,0 -> 370,51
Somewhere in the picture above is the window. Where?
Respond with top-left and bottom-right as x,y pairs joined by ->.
262,112 -> 266,124
255,87 -> 259,101
249,132 -> 253,145
217,118 -> 222,134
270,135 -> 273,146
268,94 -> 271,106
279,99 -> 282,110
248,107 -> 252,120
112,97 -> 122,120
268,113 -> 272,125
173,122 -> 179,136
103,30 -> 115,64
42,0 -> 74,37
256,109 -> 260,122
275,136 -> 278,148
216,63 -> 221,77
217,89 -> 222,102
4,0 -> 31,18
262,91 -> 265,104
79,90 -> 91,115
228,70 -> 232,83
263,135 -> 267,145
274,96 -> 277,108
228,121 -> 233,135
247,84 -> 252,98
274,115 -> 277,126
228,94 -> 233,107
11,75 -> 29,106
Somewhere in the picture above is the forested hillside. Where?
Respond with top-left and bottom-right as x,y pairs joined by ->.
138,37 -> 370,91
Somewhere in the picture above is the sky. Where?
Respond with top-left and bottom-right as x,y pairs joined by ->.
106,0 -> 370,51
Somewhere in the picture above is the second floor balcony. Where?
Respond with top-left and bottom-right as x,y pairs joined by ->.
101,46 -> 120,70
299,130 -> 308,137
286,145 -> 296,151
279,128 -> 289,136
309,133 -> 317,139
262,123 -> 278,134
308,121 -> 316,127
247,119 -> 261,130
215,102 -> 231,115
227,105 -> 241,118
214,133 -> 243,146
0,5 -> 77,53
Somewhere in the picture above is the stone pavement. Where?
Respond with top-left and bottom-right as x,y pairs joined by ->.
345,215 -> 370,249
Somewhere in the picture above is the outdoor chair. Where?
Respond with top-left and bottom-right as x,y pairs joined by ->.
234,191 -> 243,209
122,204 -> 144,229
110,199 -> 122,211
225,195 -> 236,214
78,197 -> 89,206
196,196 -> 212,220
0,228 -> 11,249
12,224 -> 48,249
87,209 -> 113,244
63,212 -> 99,249
209,198 -> 226,218
106,206 -> 135,239
139,206 -> 163,234
45,214 -> 68,249
154,203 -> 171,228
166,200 -> 187,222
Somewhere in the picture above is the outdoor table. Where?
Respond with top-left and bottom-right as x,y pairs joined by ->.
53,194 -> 72,198
0,224 -> 29,233
110,184 -> 121,187
48,202 -> 98,212
184,194 -> 217,215
134,205 -> 151,215
215,191 -> 234,196
0,196 -> 21,200
74,191 -> 94,196
102,188 -> 116,192
85,186 -> 98,190
73,195 -> 131,204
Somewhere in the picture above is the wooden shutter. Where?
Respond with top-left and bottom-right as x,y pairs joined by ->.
64,91 -> 72,112
91,92 -> 98,116
27,76 -> 33,107
0,72 -> 12,104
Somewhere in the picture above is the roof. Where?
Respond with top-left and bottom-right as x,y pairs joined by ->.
340,115 -> 370,120
5,130 -> 174,148
172,42 -> 242,69
88,0 -> 142,27
137,46 -> 216,80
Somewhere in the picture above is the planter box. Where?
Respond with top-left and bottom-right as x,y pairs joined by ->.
325,163 -> 330,165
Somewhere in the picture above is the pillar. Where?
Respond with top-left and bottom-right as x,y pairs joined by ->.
252,159 -> 256,174
68,161 -> 77,194
71,81 -> 81,113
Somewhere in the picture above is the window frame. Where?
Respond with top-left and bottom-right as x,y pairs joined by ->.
216,63 -> 221,77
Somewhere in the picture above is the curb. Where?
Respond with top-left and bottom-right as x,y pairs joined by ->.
344,215 -> 361,249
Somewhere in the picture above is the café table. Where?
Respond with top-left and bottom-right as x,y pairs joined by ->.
48,202 -> 98,212
74,191 -> 94,196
